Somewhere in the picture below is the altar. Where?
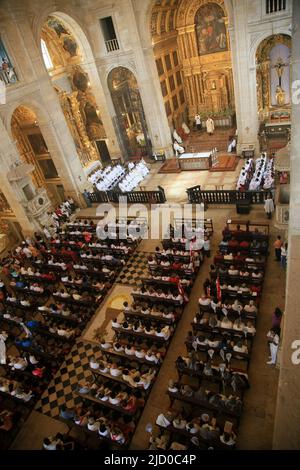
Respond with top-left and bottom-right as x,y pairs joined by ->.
178,151 -> 212,171
0,233 -> 8,253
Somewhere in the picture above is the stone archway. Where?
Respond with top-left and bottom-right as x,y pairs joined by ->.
39,13 -> 108,169
107,66 -> 152,160
256,34 -> 292,124
149,0 -> 236,129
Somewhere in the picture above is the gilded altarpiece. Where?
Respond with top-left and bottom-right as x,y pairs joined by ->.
42,18 -> 106,168
256,34 -> 291,123
11,114 -> 46,190
176,0 -> 235,121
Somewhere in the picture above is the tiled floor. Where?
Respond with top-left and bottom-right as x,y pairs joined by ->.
115,251 -> 151,286
10,160 -> 286,450
35,341 -> 100,419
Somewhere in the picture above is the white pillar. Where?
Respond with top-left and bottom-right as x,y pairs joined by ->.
9,11 -> 90,201
122,0 -> 174,157
229,0 -> 260,155
272,0 -> 300,449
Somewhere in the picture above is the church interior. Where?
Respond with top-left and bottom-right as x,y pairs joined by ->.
0,0 -> 299,452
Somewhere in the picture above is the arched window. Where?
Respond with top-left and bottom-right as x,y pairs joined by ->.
41,39 -> 53,70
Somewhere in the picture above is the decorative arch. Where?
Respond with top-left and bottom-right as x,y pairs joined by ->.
36,11 -> 109,168
255,33 -> 291,122
177,0 -> 227,28
32,7 -> 95,65
4,97 -> 54,136
249,28 -> 291,67
149,0 -> 235,125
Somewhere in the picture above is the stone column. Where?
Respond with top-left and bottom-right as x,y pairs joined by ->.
120,0 -> 174,157
229,0 -> 260,155
272,0 -> 300,449
9,9 -> 90,202
81,61 -> 121,159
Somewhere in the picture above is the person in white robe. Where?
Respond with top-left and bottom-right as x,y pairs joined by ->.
173,129 -> 182,144
206,117 -> 215,135
182,122 -> 190,135
173,141 -> 185,156
228,138 -> 237,153
264,194 -> 275,219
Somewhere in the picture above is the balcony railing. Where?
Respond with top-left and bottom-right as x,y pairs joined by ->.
105,38 -> 119,53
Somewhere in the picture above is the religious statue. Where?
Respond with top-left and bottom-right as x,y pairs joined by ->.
275,85 -> 286,106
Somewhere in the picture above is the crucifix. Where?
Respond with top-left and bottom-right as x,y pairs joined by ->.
272,56 -> 289,87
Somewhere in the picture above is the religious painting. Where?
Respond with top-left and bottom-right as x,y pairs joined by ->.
47,17 -> 69,37
195,3 -> 228,56
73,69 -> 88,92
27,133 -> 48,155
63,37 -> 78,57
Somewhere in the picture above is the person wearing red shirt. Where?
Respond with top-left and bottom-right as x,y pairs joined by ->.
228,238 -> 239,249
239,240 -> 250,250
83,231 -> 92,243
251,285 -> 261,295
234,252 -> 245,261
122,395 -> 137,413
172,262 -> 182,270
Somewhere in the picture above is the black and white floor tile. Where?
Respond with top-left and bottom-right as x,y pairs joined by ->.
35,340 -> 101,418
115,251 -> 150,286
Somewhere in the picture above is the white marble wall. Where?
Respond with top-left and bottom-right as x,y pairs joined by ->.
272,0 -> 300,449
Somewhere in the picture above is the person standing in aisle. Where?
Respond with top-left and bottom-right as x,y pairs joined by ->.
195,114 -> 202,131
273,235 -> 283,261
83,189 -> 92,208
206,117 -> 215,136
264,194 -> 274,219
280,242 -> 288,269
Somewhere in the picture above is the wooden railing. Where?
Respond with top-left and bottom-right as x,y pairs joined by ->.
88,188 -> 166,205
186,186 -> 268,205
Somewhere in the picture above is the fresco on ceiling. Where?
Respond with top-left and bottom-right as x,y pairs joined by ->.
47,18 -> 69,37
